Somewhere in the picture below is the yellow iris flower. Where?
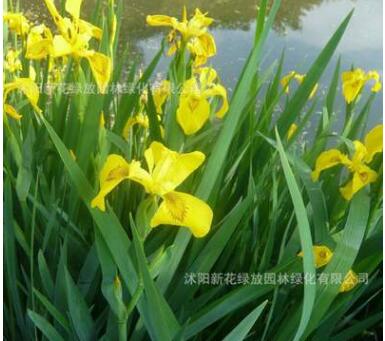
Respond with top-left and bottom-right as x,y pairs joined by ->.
298,245 -> 334,269
26,24 -> 54,60
281,71 -> 318,99
311,125 -> 383,200
4,12 -> 30,36
176,67 -> 228,135
298,246 -> 358,293
4,78 -> 42,120
153,80 -> 171,114
91,142 -> 213,237
122,113 -> 150,140
147,7 -> 216,66
342,68 -> 382,104
4,49 -> 23,73
42,0 -> 111,93
339,270 -> 359,293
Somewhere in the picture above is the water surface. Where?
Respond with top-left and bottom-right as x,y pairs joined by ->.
21,0 -> 383,125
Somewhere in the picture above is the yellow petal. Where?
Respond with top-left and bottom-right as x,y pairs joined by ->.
280,71 -> 296,94
4,12 -> 30,36
351,140 -> 368,164
43,0 -> 68,36
364,124 -> 383,163
311,149 -> 350,181
339,270 -> 358,293
52,35 -> 73,57
4,78 -> 41,114
150,191 -> 213,238
91,154 -> 132,211
287,72 -> 318,99
342,68 -> 366,104
191,8 -> 214,28
146,15 -> 176,27
204,84 -> 228,119
126,160 -> 153,193
198,67 -> 218,86
4,104 -> 22,120
122,114 -> 149,139
65,0 -> 83,19
287,123 -> 298,140
167,42 -> 178,56
298,245 -> 333,268
371,81 -> 382,93
143,141 -> 206,195
367,70 -> 382,93
86,52 -> 112,94
26,38 -> 52,59
79,19 -> 102,40
100,111 -> 105,128
188,33 -> 216,66
153,80 -> 171,114
29,65 -> 37,81
26,24 -> 53,59
340,165 -> 377,201
176,95 -> 211,135
4,49 -> 23,72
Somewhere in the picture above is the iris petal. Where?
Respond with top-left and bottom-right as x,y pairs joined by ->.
364,124 -> 383,163
311,149 -> 350,181
150,191 -> 213,238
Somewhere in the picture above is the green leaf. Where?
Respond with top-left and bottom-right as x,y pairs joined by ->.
326,57 -> 341,115
33,288 -> 71,334
275,127 -> 316,341
329,312 -> 382,341
146,85 -> 163,142
196,0 -> 282,201
131,216 -> 181,340
28,310 -> 65,341
16,124 -> 35,201
64,267 -> 95,341
222,300 -> 268,341
186,286 -> 272,339
37,250 -> 54,298
169,196 -> 254,304
305,190 -> 371,336
277,10 -> 353,135
4,179 -> 28,338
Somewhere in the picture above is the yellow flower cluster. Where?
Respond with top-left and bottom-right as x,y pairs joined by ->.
280,68 -> 382,106
144,8 -> 229,135
4,0 -> 112,94
312,125 -> 383,200
3,0 -> 116,121
298,245 -> 359,293
91,142 -> 213,238
4,12 -> 30,36
147,7 -> 216,67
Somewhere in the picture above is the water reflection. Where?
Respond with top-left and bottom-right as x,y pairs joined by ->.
21,0 -> 347,43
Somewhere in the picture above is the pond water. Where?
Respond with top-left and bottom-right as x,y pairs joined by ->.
21,0 -> 383,126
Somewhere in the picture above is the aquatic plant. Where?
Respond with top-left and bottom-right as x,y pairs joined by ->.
3,0 -> 382,340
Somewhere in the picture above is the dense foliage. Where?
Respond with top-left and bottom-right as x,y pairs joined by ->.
4,0 -> 383,340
